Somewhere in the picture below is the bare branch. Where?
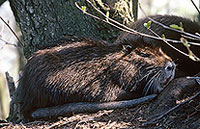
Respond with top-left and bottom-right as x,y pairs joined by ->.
139,3 -> 200,40
148,29 -> 190,59
186,77 -> 200,79
191,0 -> 200,15
76,1 -> 200,61
139,3 -> 200,61
142,88 -> 200,126
0,16 -> 24,47
85,0 -> 200,46
142,75 -> 200,126
0,38 -> 19,48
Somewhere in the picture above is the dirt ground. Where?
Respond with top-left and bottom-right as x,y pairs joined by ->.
1,97 -> 200,129
1,77 -> 200,129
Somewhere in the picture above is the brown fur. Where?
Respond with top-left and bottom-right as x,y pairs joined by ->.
15,39 -> 175,119
115,15 -> 200,76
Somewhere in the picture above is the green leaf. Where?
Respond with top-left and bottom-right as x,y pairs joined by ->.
144,23 -> 147,28
147,21 -> 151,26
81,6 -> 87,12
106,11 -> 109,18
144,21 -> 151,29
179,22 -> 183,28
161,34 -> 166,39
170,24 -> 184,31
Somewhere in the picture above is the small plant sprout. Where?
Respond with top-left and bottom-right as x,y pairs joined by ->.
144,21 -> 151,29
180,37 -> 200,61
170,22 -> 184,32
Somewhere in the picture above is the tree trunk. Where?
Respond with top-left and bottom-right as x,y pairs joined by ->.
8,0 -> 123,58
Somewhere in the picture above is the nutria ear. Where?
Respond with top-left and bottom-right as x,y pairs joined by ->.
122,45 -> 133,54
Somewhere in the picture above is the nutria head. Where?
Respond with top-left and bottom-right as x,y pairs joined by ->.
115,45 -> 175,97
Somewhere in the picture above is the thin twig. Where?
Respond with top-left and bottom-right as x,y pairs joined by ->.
48,119 -> 75,129
0,16 -> 24,47
148,29 -> 191,59
0,38 -> 19,48
143,85 -> 200,126
139,3 -> 200,40
139,3 -> 200,61
149,17 -> 200,40
186,77 -> 200,79
191,0 -> 200,15
79,2 -> 199,46
143,77 -> 200,126
149,28 -> 200,61
160,38 -> 199,46
85,0 -> 200,46
85,0 -> 165,41
76,1 -> 200,60
181,34 -> 200,42
75,3 -> 141,41
75,3 -> 141,37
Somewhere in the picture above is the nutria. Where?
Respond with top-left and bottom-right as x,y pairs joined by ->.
115,15 -> 200,76
15,39 -> 175,119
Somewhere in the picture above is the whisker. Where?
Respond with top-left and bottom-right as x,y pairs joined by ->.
144,69 -> 158,82
139,65 -> 158,80
139,69 -> 155,81
143,70 -> 161,95
152,73 -> 161,94
145,65 -> 156,70
130,67 -> 156,92
143,78 -> 154,95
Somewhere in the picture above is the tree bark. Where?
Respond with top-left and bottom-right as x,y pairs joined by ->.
8,0 -> 122,58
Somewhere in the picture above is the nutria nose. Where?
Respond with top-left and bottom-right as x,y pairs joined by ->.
165,61 -> 175,71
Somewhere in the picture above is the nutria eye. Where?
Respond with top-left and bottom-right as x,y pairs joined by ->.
135,51 -> 151,57
140,53 -> 151,57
